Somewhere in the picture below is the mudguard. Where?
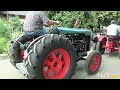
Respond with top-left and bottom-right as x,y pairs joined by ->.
98,36 -> 107,45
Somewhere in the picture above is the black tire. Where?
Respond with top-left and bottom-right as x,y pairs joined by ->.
9,34 -> 38,66
27,34 -> 49,51
96,42 -> 105,54
85,51 -> 102,75
26,34 -> 77,79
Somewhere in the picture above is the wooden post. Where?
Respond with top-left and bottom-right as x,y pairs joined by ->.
6,11 -> 9,21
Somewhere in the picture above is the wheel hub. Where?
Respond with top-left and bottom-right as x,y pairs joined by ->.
54,62 -> 58,67
42,48 -> 70,79
90,55 -> 100,72
92,61 -> 98,65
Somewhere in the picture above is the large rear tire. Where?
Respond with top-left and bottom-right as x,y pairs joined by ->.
8,34 -> 38,66
26,34 -> 77,79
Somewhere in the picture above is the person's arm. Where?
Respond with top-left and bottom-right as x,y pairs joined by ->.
40,11 -> 60,26
43,23 -> 49,27
43,20 -> 59,27
46,20 -> 59,26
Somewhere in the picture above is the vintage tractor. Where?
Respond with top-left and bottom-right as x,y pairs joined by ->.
93,33 -> 120,55
8,26 -> 102,79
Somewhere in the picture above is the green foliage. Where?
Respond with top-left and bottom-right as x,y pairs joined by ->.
1,11 -> 120,54
46,11 -> 120,31
9,16 -> 23,32
0,16 -> 23,54
47,11 -> 99,29
0,18 -> 12,54
46,11 -> 60,19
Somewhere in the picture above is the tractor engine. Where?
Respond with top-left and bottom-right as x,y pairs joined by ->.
53,27 -> 92,56
65,34 -> 91,57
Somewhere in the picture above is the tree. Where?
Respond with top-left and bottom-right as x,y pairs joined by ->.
0,18 -> 11,53
9,16 -> 23,33
46,11 -> 120,31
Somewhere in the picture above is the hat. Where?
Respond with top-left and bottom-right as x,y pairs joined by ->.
111,20 -> 116,24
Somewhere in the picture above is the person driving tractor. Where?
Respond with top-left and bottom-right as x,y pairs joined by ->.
107,20 -> 120,39
23,11 -> 60,36
22,11 -> 60,59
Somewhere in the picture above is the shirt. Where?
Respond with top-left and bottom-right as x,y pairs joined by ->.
23,11 -> 50,31
117,26 -> 120,35
107,24 -> 119,36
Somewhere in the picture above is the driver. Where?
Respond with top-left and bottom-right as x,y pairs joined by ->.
23,11 -> 60,36
107,20 -> 120,38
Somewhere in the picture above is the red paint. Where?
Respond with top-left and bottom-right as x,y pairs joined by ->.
98,36 -> 107,45
90,54 -> 101,72
19,41 -> 32,61
96,33 -> 101,38
100,36 -> 120,54
74,16 -> 80,27
20,49 -> 25,60
42,48 -> 70,79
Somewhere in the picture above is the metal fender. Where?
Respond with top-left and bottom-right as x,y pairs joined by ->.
98,36 -> 107,45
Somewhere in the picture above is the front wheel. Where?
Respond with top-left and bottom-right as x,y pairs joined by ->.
85,51 -> 102,75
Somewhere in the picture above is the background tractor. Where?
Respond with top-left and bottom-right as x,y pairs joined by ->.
8,26 -> 102,79
93,33 -> 120,56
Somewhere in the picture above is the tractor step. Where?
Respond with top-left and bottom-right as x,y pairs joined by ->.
16,62 -> 28,77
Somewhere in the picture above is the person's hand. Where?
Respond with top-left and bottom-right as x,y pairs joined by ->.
55,21 -> 60,25
43,23 -> 50,27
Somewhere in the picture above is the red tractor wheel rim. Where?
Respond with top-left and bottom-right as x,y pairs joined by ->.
19,41 -> 32,61
42,48 -> 70,79
90,55 -> 100,72
20,49 -> 25,60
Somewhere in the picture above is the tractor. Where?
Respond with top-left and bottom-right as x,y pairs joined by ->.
93,33 -> 120,56
8,26 -> 102,79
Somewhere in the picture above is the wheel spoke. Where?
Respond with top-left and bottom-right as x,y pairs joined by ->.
93,55 -> 99,65
52,67 -> 61,77
90,55 -> 100,72
90,64 -> 95,69
57,52 -> 63,60
53,69 -> 60,76
51,52 -> 57,60
44,68 -> 54,79
44,60 -> 53,67
43,48 -> 70,79
54,61 -> 63,70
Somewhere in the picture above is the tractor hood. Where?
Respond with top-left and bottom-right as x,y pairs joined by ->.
53,27 -> 92,36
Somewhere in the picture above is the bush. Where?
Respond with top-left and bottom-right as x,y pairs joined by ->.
9,16 -> 23,33
47,11 -> 120,32
47,11 -> 98,29
0,18 -> 12,54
